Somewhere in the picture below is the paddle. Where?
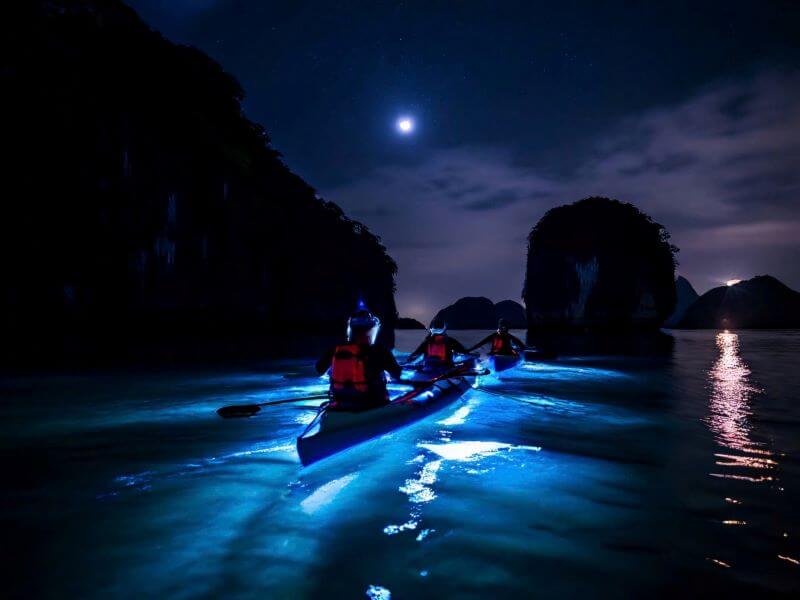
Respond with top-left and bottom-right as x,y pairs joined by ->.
217,394 -> 330,419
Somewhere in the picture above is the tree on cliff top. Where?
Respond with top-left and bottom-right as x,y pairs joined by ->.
523,197 -> 678,331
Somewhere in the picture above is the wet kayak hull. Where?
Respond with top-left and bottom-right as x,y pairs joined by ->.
488,354 -> 523,373
297,376 -> 472,466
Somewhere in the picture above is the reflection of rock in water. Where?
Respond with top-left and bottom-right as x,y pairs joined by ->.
707,332 -> 775,482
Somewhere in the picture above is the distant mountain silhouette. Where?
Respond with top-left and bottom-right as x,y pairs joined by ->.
494,300 -> 527,328
396,317 -> 426,329
664,276 -> 699,328
524,197 -> 678,332
679,275 -> 800,329
431,297 -> 526,329
1,1 -> 397,363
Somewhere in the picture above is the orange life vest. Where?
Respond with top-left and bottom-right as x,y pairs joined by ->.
490,333 -> 516,355
331,344 -> 369,393
426,334 -> 451,362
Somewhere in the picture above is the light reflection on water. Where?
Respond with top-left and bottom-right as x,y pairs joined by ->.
702,331 -> 790,571
705,332 -> 778,486
706,332 -> 765,455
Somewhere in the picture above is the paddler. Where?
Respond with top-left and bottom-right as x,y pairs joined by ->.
467,318 -> 525,355
407,319 -> 469,367
316,305 -> 402,411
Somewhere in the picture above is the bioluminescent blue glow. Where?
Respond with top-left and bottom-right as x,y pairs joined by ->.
301,473 -> 360,514
366,585 -> 392,600
7,330 -> 799,597
518,362 -> 627,379
418,440 -> 541,462
437,403 -> 472,426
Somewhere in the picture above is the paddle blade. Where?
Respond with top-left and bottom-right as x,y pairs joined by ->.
217,404 -> 261,419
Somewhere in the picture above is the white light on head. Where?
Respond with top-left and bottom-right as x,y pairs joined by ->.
397,117 -> 414,134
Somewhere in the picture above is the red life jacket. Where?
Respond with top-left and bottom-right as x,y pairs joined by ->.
426,334 -> 452,363
331,344 -> 369,393
490,333 -> 515,355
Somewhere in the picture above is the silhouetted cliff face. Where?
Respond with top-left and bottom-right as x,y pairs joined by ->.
523,198 -> 678,332
1,1 -> 397,361
431,297 -> 525,329
664,276 -> 699,328
679,276 -> 800,329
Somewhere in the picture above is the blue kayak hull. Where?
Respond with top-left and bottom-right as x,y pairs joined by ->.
297,376 -> 472,466
488,354 -> 522,373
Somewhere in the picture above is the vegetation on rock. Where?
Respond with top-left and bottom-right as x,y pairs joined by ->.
523,197 -> 678,331
1,1 -> 397,361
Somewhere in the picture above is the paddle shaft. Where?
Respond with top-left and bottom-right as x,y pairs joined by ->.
217,393 -> 330,418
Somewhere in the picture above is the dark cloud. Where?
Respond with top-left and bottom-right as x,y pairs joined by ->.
617,153 -> 698,176
463,190 -> 521,211
446,183 -> 488,200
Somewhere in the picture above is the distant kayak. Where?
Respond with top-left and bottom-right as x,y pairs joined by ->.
487,353 -> 523,373
297,362 -> 480,466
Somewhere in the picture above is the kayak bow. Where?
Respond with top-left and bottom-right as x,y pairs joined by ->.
487,353 -> 523,373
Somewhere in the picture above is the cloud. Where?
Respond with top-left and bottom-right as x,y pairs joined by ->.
463,190 -> 522,211
326,69 -> 800,320
680,220 -> 800,250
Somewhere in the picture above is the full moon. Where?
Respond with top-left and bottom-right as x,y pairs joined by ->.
397,117 -> 414,134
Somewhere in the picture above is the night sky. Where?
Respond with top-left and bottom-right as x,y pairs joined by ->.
128,0 -> 800,321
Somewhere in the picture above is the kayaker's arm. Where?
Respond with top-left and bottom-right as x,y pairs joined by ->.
406,337 -> 430,362
449,337 -> 469,355
382,347 -> 404,380
466,334 -> 494,353
509,333 -> 526,350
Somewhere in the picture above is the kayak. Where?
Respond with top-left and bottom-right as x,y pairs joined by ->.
487,353 -> 522,373
297,364 -> 478,466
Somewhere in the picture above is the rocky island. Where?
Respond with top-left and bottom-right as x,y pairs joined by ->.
679,275 -> 800,329
431,297 -> 526,329
524,197 -> 678,332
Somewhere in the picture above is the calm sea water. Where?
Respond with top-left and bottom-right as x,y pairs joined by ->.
2,330 -> 799,598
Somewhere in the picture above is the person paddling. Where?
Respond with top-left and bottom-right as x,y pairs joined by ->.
468,319 -> 525,355
316,306 -> 402,412
407,319 -> 469,367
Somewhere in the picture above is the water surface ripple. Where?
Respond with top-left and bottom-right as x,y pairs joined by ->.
1,330 -> 798,597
